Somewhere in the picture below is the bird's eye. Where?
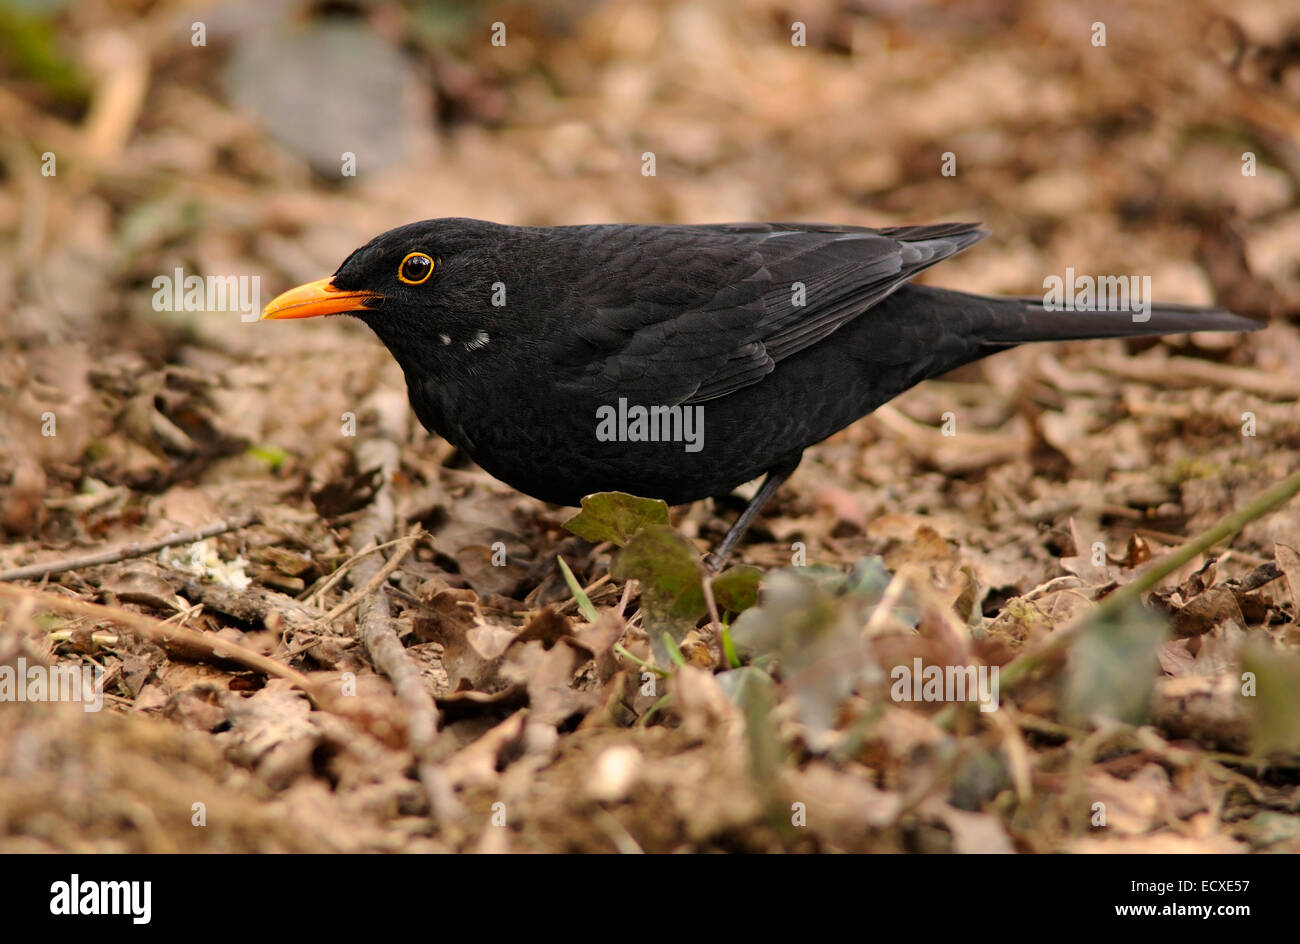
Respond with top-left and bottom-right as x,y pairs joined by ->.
398,252 -> 434,285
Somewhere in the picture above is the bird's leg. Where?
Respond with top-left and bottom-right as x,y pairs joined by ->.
703,454 -> 802,573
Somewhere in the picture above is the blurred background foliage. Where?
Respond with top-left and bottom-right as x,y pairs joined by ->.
1,0 -> 1297,347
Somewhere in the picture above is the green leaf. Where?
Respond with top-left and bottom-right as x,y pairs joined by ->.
728,560 -> 899,749
247,444 -> 289,471
0,4 -> 88,103
1242,641 -> 1300,757
843,556 -> 892,598
613,642 -> 669,678
1060,601 -> 1166,728
720,623 -> 740,669
712,564 -> 762,614
660,632 -> 688,669
612,524 -> 705,663
556,556 -> 598,622
717,666 -> 784,781
562,492 -> 670,547
730,569 -> 841,661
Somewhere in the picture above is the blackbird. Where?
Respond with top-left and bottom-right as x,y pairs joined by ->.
262,218 -> 1261,567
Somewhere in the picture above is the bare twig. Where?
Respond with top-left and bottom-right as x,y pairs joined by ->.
0,582 -> 331,705
700,573 -> 724,666
0,513 -> 259,582
178,580 -> 322,634
616,579 -> 634,619
296,533 -> 418,604
304,526 -> 420,633
348,391 -> 462,825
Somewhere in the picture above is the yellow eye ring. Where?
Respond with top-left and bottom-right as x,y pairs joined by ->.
398,251 -> 435,285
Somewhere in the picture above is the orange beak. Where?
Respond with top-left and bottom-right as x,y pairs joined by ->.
260,277 -> 380,320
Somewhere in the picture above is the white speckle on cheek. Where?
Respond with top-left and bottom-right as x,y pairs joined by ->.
465,329 -> 490,351
440,334 -> 451,346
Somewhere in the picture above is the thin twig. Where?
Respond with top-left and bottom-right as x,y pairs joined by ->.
0,512 -> 259,582
0,582 -> 331,705
616,580 -> 634,619
347,391 -> 462,826
303,526 -> 420,633
557,573 -> 612,614
700,573 -> 724,666
296,533 -> 418,604
279,638 -> 323,661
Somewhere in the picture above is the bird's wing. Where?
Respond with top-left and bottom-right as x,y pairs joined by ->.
552,222 -> 988,405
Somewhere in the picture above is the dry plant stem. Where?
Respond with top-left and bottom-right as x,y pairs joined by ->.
1001,467 -> 1300,691
297,533 -> 417,604
179,580 -> 321,634
700,573 -> 724,665
617,580 -> 634,618
305,527 -> 420,633
348,391 -> 462,824
0,513 -> 259,582
279,638 -> 323,660
558,573 -> 612,614
0,582 -> 329,703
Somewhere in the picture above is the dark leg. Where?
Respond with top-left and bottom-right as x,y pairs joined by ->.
703,454 -> 802,573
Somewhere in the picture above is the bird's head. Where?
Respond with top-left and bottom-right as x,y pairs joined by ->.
260,218 -> 512,372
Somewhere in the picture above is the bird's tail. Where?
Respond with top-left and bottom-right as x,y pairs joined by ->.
978,293 -> 1264,344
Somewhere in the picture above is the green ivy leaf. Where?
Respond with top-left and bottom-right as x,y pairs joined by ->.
1060,601 -> 1166,728
562,491 -> 670,547
717,666 -> 784,781
612,524 -> 705,662
712,565 -> 762,614
1242,641 -> 1300,757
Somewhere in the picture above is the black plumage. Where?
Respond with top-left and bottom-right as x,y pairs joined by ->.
263,218 -> 1261,564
